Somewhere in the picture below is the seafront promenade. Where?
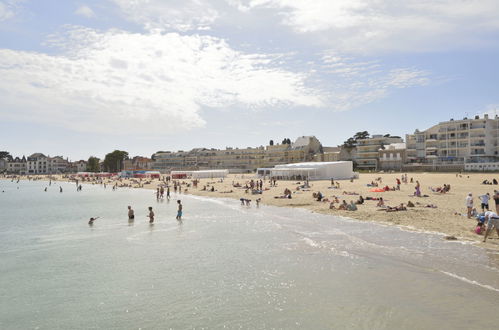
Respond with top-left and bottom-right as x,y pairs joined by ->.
3,172 -> 499,249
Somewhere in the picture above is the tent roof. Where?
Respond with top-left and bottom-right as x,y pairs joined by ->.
271,168 -> 317,171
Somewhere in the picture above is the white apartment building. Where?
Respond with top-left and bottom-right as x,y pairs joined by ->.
356,135 -> 404,170
26,153 -> 70,174
406,114 -> 499,166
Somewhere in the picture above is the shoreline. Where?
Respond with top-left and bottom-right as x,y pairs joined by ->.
3,172 -> 499,250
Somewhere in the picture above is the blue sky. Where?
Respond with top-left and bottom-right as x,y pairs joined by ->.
1,0 -> 498,160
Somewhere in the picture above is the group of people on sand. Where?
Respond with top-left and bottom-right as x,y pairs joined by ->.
88,200 -> 183,226
465,191 -> 499,242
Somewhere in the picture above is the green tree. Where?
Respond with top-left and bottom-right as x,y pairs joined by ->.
342,131 -> 370,150
86,156 -> 100,172
103,150 -> 129,172
0,151 -> 12,160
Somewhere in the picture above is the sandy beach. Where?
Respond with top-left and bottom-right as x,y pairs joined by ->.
5,172 -> 499,249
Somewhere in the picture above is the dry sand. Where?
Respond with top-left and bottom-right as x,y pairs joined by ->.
7,172 -> 499,249
171,172 -> 499,249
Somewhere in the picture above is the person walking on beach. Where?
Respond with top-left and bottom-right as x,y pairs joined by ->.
128,206 -> 135,220
479,193 -> 490,212
148,207 -> 155,223
176,200 -> 183,221
466,193 -> 474,219
166,186 -> 170,200
88,217 -> 99,225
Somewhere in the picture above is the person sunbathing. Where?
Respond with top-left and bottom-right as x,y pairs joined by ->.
385,203 -> 407,212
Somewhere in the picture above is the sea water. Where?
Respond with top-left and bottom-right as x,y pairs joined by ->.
0,179 -> 498,330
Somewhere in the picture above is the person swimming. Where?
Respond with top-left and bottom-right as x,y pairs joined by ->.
88,217 -> 99,225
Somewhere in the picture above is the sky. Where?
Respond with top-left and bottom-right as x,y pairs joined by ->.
1,0 -> 499,160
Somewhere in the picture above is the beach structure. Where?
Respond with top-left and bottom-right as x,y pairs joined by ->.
171,169 -> 229,179
406,114 -> 499,171
267,161 -> 354,180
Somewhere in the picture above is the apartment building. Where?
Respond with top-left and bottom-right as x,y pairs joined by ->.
26,153 -> 70,174
6,156 -> 27,174
152,136 -> 323,173
406,114 -> 499,168
355,135 -> 404,170
379,143 -> 406,171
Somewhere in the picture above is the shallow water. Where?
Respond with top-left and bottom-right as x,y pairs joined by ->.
1,179 -> 498,329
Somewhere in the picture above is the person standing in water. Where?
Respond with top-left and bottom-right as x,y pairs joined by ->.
166,186 -> 170,200
176,200 -> 183,221
148,207 -> 155,223
128,206 -> 135,220
59,186 -> 63,193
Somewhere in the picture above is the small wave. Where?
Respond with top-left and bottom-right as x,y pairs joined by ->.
440,271 -> 499,293
302,237 -> 320,248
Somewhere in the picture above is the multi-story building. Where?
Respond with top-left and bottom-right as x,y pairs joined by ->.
314,147 -> 341,162
379,143 -> 406,171
152,136 -> 323,173
50,156 -> 70,173
123,156 -> 153,170
7,156 -> 27,174
26,153 -> 70,174
355,135 -> 404,170
27,153 -> 50,174
406,114 -> 499,169
69,160 -> 88,173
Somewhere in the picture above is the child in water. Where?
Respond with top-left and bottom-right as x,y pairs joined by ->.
148,207 -> 154,223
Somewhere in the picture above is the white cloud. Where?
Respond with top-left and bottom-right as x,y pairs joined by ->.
0,0 -> 23,21
317,53 -> 429,111
230,0 -> 499,54
75,5 -> 95,18
111,0 -> 219,32
0,26 -> 323,135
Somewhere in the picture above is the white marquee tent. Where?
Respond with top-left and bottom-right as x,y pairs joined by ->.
270,161 -> 354,180
170,169 -> 229,179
